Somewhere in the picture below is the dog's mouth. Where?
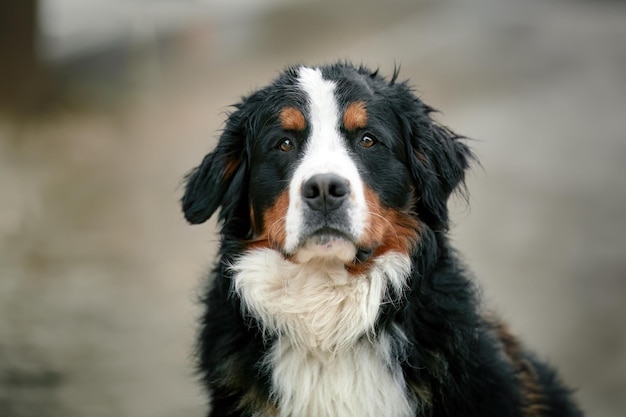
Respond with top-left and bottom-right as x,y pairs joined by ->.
291,227 -> 374,264
309,227 -> 353,244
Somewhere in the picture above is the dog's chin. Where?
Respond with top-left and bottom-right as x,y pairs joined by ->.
292,232 -> 358,264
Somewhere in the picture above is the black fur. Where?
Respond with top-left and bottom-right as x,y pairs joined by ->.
182,62 -> 582,417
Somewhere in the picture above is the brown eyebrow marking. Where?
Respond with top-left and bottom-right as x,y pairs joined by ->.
279,107 -> 307,131
343,101 -> 368,131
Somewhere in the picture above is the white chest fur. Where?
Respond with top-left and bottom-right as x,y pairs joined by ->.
269,336 -> 415,417
231,248 -> 415,417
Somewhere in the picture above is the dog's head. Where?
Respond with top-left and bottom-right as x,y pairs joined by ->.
182,63 -> 471,269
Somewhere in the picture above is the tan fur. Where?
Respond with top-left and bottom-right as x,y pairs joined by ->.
347,188 -> 420,275
343,101 -> 368,131
490,318 -> 550,417
279,107 -> 307,131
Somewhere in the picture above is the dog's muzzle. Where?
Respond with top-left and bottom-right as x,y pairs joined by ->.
290,173 -> 361,263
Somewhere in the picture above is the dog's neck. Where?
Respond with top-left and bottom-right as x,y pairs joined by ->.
230,247 -> 411,353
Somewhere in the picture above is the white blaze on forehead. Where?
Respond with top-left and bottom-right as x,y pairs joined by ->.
283,66 -> 368,254
296,67 -> 340,145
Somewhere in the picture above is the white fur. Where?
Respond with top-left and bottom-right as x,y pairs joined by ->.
232,248 -> 410,352
283,66 -> 368,257
231,248 -> 414,417
292,235 -> 357,264
269,332 -> 415,417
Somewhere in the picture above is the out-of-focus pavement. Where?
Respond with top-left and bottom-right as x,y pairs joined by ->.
1,0 -> 625,416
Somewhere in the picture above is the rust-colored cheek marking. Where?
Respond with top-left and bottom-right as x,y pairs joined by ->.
346,188 -> 420,275
247,191 -> 289,251
343,101 -> 368,131
279,106 -> 307,131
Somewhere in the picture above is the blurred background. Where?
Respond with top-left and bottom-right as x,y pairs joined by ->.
1,0 -> 625,416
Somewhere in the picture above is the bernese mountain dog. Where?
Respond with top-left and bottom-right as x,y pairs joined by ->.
182,62 -> 582,417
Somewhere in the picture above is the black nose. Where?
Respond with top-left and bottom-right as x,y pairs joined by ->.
302,174 -> 350,212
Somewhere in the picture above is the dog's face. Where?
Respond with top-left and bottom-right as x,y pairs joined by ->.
247,66 -> 420,267
183,63 -> 470,270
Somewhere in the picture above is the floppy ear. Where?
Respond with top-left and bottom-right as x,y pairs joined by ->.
409,116 -> 472,229
181,109 -> 248,227
393,86 -> 473,230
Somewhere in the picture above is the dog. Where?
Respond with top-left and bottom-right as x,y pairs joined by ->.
182,62 -> 582,417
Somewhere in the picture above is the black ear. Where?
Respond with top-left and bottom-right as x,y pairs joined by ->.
393,87 -> 473,230
181,110 -> 247,226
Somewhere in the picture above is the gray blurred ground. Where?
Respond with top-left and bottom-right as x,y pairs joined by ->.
1,0 -> 625,416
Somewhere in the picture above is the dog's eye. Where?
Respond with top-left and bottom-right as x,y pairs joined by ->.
279,138 -> 295,152
359,134 -> 377,148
